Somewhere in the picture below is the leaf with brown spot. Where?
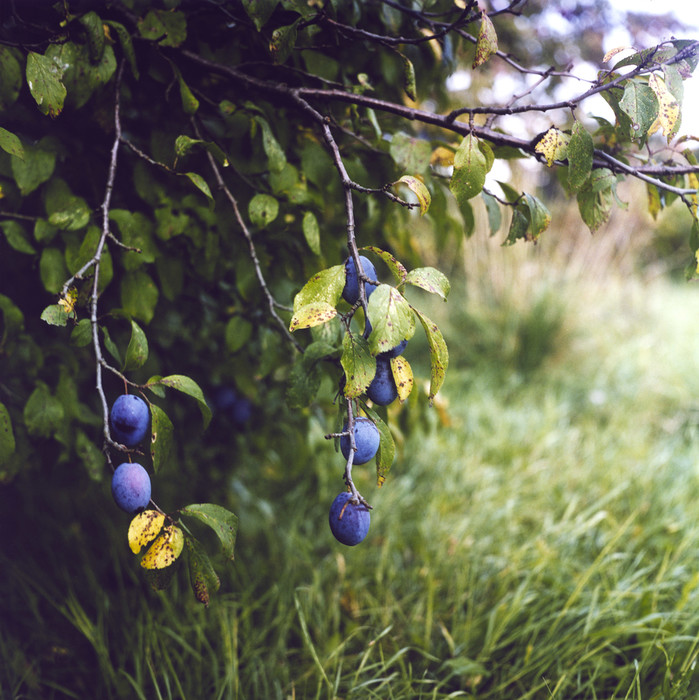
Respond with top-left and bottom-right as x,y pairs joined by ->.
472,12 -> 497,69
534,128 -> 570,167
361,246 -> 408,285
289,302 -> 337,331
128,510 -> 166,554
391,356 -> 414,402
412,307 -> 449,400
140,524 -> 184,569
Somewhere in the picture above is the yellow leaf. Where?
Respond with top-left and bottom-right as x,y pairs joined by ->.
534,128 -> 570,167
394,175 -> 431,215
689,171 -> 698,220
140,524 -> 185,569
391,355 -> 414,402
647,185 -> 661,220
128,510 -> 166,554
648,73 -> 680,142
430,146 -> 455,167
419,28 -> 442,63
603,46 -> 631,63
58,287 -> 78,314
289,302 -> 337,331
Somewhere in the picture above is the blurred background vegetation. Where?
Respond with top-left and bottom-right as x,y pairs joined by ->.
2,1 -> 699,698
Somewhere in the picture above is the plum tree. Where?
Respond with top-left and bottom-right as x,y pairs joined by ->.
340,417 -> 380,465
111,462 -> 151,514
328,492 -> 371,546
110,395 -> 150,447
342,256 -> 379,305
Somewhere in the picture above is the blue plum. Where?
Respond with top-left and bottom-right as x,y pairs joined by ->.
381,339 -> 408,359
366,355 -> 398,405
342,255 -> 378,304
328,492 -> 371,546
111,462 -> 151,513
110,394 -> 150,447
211,386 -> 253,427
340,416 -> 380,465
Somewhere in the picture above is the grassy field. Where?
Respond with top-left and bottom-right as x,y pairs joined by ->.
4,211 -> 699,699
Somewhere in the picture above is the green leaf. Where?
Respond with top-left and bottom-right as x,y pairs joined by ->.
412,307 -> 448,400
225,316 -> 253,353
101,326 -> 122,365
124,320 -> 149,371
1,221 -> 35,255
389,133 -> 432,176
405,267 -> 450,301
270,21 -> 299,64
156,374 -> 211,429
302,211 -> 321,255
150,404 -> 174,474
450,133 -> 488,205
361,246 -> 408,286
185,536 -> 220,607
286,361 -> 321,407
177,72 -> 199,115
362,406 -> 395,487
577,168 -> 617,234
472,12 -> 498,68
240,0 -> 278,31
78,11 -> 106,63
138,10 -> 187,47
619,79 -> 658,141
40,304 -> 71,327
26,51 -> 66,117
567,122 -> 594,191
180,503 -> 239,561
248,193 -> 279,228
174,135 -> 228,166
121,271 -> 159,324
341,333 -> 375,399
289,302 -> 337,331
70,318 -> 92,347
46,42 -> 116,110
482,191 -> 502,235
398,51 -> 417,101
109,209 -> 158,270
366,284 -> 416,355
522,192 -> 551,240
0,127 -> 23,159
0,46 -> 22,111
0,402 -> 16,467
24,382 -> 64,438
105,20 -> 139,79
503,193 -> 551,245
184,172 -> 213,200
394,175 -> 431,215
45,178 -> 91,231
11,145 -> 56,196
257,118 -> 286,173
39,247 -> 68,294
75,429 -> 104,481
292,264 -> 345,313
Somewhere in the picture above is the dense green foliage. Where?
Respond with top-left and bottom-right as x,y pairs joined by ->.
1,0 -> 699,696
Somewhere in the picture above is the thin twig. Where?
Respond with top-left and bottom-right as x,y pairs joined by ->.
190,119 -> 302,352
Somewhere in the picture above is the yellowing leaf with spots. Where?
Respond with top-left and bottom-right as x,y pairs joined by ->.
391,355 -> 414,402
128,510 -> 166,554
140,524 -> 184,569
689,171 -> 698,220
535,128 -> 570,167
430,146 -> 454,168
472,12 -> 497,69
648,73 -> 680,142
394,175 -> 431,216
289,302 -> 337,331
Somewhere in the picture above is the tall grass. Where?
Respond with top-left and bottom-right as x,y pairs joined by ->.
3,189 -> 699,698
